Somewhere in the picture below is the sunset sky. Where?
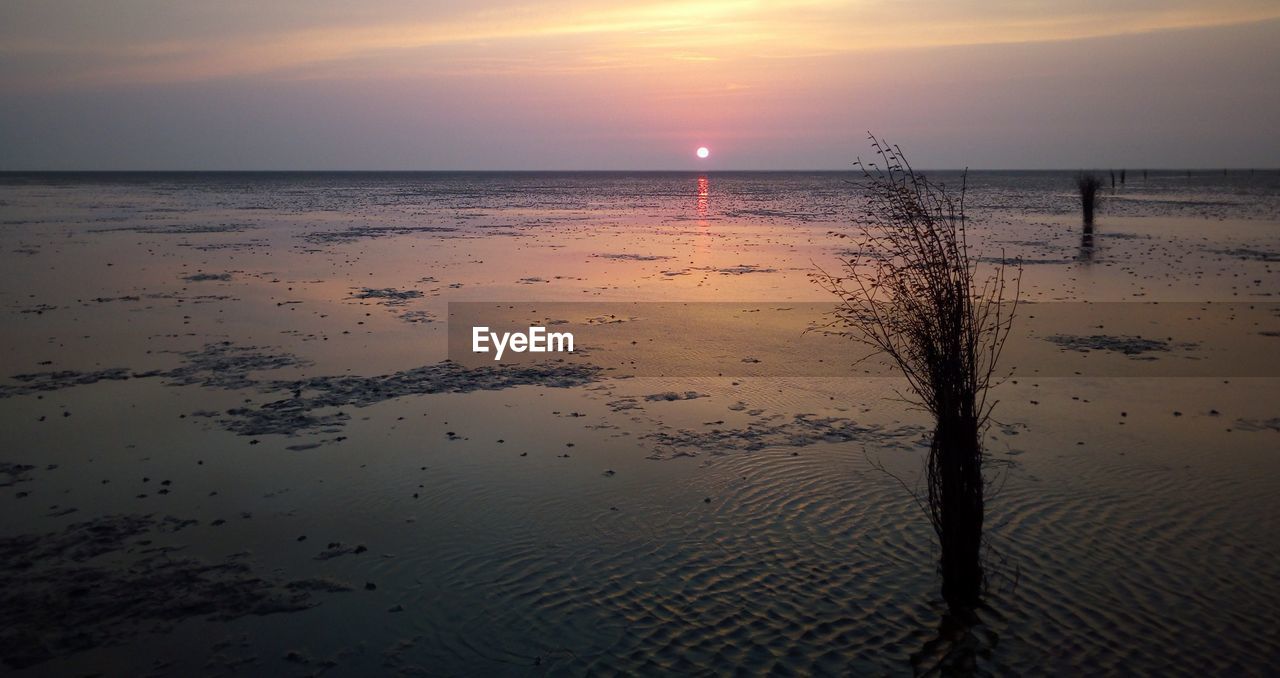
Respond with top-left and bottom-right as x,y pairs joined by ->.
2,1 -> 1278,170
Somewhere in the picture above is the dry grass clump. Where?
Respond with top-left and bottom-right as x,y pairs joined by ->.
814,135 -> 1020,611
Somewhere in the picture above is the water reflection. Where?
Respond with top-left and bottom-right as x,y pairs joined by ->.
911,608 -> 998,675
1079,225 -> 1095,264
696,175 -> 709,225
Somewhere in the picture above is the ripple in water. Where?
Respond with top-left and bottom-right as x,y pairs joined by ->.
365,437 -> 1280,674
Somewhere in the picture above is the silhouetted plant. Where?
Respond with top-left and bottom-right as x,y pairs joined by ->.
1076,172 -> 1103,227
814,135 -> 1020,612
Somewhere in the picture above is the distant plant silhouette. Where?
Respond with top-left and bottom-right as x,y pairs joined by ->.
814,135 -> 1020,613
1076,173 -> 1103,228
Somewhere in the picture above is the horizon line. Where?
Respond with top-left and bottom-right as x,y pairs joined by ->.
2,168 -> 1277,174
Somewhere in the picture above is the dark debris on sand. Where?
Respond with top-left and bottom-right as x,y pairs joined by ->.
302,225 -> 457,245
397,310 -> 436,324
708,264 -> 778,275
592,253 -> 673,261
1045,334 -> 1197,357
644,413 -> 924,458
1,368 -> 135,396
162,343 -> 310,390
182,272 -> 233,282
92,223 -> 252,235
0,343 -> 308,398
351,287 -> 425,305
0,463 -> 37,488
0,514 -> 350,670
1,343 -> 601,442
224,361 -> 601,437
643,391 -> 707,402
1233,417 -> 1280,433
1211,247 -> 1280,262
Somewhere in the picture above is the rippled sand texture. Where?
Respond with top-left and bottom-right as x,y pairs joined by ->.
1,171 -> 1278,674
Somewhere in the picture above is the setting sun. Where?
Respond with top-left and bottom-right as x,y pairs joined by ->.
696,146 -> 710,159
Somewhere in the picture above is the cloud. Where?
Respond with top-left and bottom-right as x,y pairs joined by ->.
3,0 -> 1279,88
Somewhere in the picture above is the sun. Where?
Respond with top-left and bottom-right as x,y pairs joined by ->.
696,146 -> 710,159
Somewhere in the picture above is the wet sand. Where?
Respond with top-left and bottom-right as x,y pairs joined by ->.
1,171 -> 1278,674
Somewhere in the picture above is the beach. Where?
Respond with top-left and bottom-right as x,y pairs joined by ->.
1,170 -> 1278,674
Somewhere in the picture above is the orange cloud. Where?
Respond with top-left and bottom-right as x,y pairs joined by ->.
2,0 -> 1278,88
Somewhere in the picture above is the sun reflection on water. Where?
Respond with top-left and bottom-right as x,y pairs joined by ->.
696,175 -> 709,225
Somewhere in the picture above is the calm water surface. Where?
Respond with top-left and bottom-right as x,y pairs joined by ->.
1,172 -> 1278,675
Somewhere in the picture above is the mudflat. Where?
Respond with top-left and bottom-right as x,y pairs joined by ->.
1,171 -> 1277,674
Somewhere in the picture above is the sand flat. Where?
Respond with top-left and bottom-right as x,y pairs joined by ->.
1,171 -> 1278,674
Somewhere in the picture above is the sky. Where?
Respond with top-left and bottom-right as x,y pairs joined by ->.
2,0 -> 1278,170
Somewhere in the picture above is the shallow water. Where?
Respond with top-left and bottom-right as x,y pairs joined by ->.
1,171 -> 1278,674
